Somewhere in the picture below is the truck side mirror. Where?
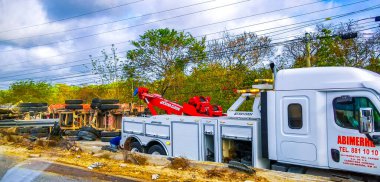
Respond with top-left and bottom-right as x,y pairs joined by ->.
359,108 -> 374,134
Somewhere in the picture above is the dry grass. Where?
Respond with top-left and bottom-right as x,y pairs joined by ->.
46,140 -> 58,147
205,167 -> 228,178
131,153 -> 147,165
123,151 -> 148,165
169,157 -> 190,170
35,139 -> 44,147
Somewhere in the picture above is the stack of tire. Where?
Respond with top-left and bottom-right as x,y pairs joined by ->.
91,98 -> 121,142
90,98 -> 119,111
17,127 -> 49,138
18,103 -> 48,113
65,99 -> 84,110
64,126 -> 100,141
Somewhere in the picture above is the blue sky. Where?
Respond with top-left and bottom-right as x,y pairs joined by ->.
0,0 -> 378,89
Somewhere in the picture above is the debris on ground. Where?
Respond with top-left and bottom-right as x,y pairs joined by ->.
88,162 -> 104,170
0,128 -> 331,182
151,174 -> 160,180
228,161 -> 255,174
101,145 -> 117,152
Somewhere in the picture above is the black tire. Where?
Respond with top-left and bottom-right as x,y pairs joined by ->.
99,104 -> 119,110
31,133 -> 49,138
90,103 -> 101,109
67,136 -> 81,141
148,145 -> 166,155
65,104 -> 83,110
100,99 -> 119,104
130,142 -> 143,153
64,130 -> 79,136
100,137 -> 113,142
78,131 -> 97,141
19,103 -> 48,107
100,131 -> 121,137
65,100 -> 83,104
92,98 -> 101,104
19,107 -> 48,112
30,127 -> 49,134
80,126 -> 100,137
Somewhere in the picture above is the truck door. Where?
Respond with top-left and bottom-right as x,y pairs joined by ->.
327,91 -> 380,175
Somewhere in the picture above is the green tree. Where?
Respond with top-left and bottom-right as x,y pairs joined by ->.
126,28 -> 206,96
6,81 -> 53,103
89,44 -> 124,84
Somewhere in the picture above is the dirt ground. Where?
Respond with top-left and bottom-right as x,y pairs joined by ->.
0,128 -> 331,182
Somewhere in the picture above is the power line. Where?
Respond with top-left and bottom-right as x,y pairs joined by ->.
0,0 -> 144,34
185,0 -> 373,32
1,0 -> 218,42
0,15 -> 376,79
2,0 -> 324,42
1,0 -> 373,68
0,0 -> 251,53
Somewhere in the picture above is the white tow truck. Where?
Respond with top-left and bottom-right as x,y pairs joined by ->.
120,66 -> 380,179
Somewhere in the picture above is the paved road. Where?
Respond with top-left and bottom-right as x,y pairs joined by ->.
0,155 -> 135,182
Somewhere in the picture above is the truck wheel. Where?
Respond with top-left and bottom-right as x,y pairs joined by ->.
64,130 -> 79,136
100,99 -> 119,104
148,145 -> 166,155
19,103 -> 48,107
99,104 -> 119,110
130,142 -> 143,153
65,100 -> 83,104
78,131 -> 97,141
65,104 -> 83,110
80,126 -> 100,137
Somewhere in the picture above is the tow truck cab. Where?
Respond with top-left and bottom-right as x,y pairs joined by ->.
267,67 -> 380,176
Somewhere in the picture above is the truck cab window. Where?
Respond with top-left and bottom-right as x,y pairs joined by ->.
333,97 -> 380,132
288,104 -> 303,129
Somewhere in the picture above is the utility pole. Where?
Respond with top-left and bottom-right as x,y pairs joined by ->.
305,32 -> 311,67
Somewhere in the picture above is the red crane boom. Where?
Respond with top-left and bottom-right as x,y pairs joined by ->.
134,87 -> 224,117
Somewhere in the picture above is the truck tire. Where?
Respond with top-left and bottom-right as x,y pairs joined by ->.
78,131 -> 97,141
100,99 -> 119,104
100,131 -> 120,137
19,107 -> 48,112
92,98 -> 101,104
99,104 -> 119,110
148,145 -> 166,155
64,130 -> 79,136
130,142 -> 143,153
65,100 -> 83,104
19,103 -> 48,107
30,127 -> 49,134
90,103 -> 100,109
65,104 -> 83,110
100,137 -> 113,142
80,126 -> 100,137
31,133 -> 48,138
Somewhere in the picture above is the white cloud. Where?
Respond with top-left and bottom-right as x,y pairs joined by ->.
0,0 -> 378,89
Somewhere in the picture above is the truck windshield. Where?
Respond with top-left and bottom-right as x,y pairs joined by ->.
333,97 -> 380,132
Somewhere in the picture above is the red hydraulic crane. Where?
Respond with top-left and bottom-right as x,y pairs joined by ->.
134,87 -> 224,117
